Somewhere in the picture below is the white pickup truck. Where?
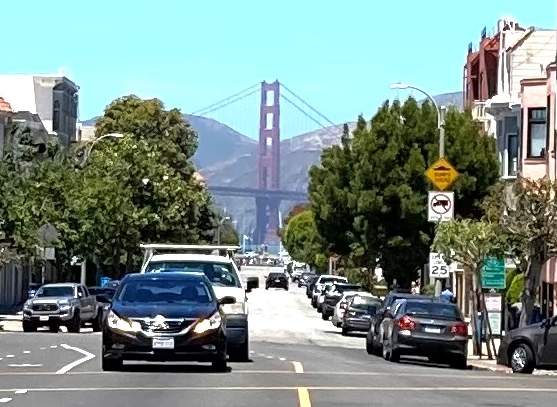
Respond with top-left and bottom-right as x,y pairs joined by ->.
138,244 -> 258,362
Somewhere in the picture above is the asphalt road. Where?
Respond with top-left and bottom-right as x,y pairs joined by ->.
0,266 -> 554,406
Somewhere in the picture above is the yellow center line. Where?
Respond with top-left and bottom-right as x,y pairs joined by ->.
292,362 -> 311,407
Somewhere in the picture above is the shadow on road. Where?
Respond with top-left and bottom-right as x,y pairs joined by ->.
323,330 -> 366,338
119,363 -> 233,373
397,357 -> 473,370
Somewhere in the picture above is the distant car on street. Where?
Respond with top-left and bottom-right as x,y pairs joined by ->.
265,272 -> 289,290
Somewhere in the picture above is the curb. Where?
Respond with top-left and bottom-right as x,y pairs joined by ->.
468,360 -> 511,373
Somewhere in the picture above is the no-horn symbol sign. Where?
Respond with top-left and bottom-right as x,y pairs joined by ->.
428,191 -> 454,222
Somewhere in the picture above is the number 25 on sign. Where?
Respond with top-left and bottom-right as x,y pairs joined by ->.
425,157 -> 460,191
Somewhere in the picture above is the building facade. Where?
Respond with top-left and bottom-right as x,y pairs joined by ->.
0,73 -> 79,147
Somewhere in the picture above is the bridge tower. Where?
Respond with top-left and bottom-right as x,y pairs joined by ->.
254,81 -> 281,247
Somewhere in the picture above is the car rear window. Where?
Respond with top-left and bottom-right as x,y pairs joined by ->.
404,302 -> 462,320
321,277 -> 347,284
336,285 -> 361,293
269,273 -> 285,278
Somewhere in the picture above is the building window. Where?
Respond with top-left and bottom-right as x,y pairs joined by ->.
507,133 -> 518,176
527,107 -> 547,158
52,100 -> 60,132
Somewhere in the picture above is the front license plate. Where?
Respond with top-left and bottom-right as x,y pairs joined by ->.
275,279 -> 281,282
39,316 -> 49,321
424,327 -> 441,334
152,337 -> 174,349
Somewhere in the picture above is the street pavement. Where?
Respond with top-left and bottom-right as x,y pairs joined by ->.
0,265 -> 554,406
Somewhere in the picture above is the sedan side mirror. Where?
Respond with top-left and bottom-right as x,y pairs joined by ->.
218,296 -> 236,306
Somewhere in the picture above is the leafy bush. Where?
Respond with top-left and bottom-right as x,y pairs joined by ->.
506,273 -> 524,304
421,284 -> 435,295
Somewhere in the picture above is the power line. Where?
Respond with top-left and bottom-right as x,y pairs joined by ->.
280,82 -> 338,127
191,83 -> 260,116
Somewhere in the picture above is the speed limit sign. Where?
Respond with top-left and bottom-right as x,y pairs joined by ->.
429,252 -> 450,278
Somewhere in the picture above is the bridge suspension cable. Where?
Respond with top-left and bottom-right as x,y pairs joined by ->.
280,94 -> 337,136
280,82 -> 340,128
190,83 -> 260,116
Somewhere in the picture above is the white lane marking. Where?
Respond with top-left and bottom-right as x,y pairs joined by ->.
279,357 -> 286,361
39,347 -> 46,350
8,364 -> 42,367
55,344 -> 96,375
0,398 -> 11,402
0,358 -> 3,360
49,346 -> 57,349
257,353 -> 265,357
14,390 -> 27,394
23,351 -> 30,354
266,355 -> 273,359
292,361 -> 304,373
5,355 -> 14,358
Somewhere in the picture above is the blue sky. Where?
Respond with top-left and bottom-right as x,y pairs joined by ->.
1,1 -> 555,139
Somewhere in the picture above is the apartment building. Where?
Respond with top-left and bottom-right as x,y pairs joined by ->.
0,73 -> 79,147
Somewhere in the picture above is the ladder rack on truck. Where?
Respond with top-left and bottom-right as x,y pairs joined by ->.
139,244 -> 241,271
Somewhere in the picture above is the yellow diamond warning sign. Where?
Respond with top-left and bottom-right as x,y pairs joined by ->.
425,157 -> 459,191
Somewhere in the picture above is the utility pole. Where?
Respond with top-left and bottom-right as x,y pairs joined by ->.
434,106 -> 447,298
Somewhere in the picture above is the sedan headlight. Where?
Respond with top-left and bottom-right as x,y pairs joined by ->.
107,310 -> 142,332
222,302 -> 245,315
194,312 -> 222,334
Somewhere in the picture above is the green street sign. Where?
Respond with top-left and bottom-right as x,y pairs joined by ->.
481,257 -> 506,289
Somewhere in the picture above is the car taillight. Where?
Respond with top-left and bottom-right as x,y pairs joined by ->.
339,301 -> 347,309
396,316 -> 416,330
449,322 -> 468,336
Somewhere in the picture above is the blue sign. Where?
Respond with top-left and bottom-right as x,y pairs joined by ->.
481,258 -> 506,289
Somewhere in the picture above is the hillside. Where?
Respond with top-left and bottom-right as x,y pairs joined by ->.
83,91 -> 463,235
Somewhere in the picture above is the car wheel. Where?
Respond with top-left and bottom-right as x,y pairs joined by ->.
212,358 -> 228,372
366,338 -> 374,355
102,357 -> 122,371
22,321 -> 37,332
66,312 -> 81,333
341,328 -> 348,336
49,325 -> 59,333
311,299 -> 317,308
284,286 -> 289,291
509,343 -> 535,374
317,304 -> 322,313
336,322 -> 342,328
229,340 -> 250,362
390,349 -> 400,363
91,310 -> 103,332
449,355 -> 467,370
321,312 -> 329,321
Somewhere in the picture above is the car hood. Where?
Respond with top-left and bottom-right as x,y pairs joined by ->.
32,296 -> 74,303
112,303 -> 217,319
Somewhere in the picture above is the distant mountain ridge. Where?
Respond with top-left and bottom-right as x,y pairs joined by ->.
83,91 -> 462,234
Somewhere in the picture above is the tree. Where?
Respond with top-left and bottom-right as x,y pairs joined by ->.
278,203 -> 311,239
218,220 -> 239,245
309,98 -> 500,287
281,209 -> 326,269
89,96 -> 217,265
484,176 -> 557,326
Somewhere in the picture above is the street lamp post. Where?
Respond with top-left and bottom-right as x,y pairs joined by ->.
216,216 -> 231,245
79,132 -> 125,285
390,83 -> 447,298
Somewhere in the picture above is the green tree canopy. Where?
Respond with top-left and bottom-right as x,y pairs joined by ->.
309,98 -> 500,287
281,209 -> 326,269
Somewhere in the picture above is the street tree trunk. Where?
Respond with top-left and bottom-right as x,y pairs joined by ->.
519,258 -> 543,327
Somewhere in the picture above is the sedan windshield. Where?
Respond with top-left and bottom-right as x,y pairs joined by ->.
35,286 -> 74,298
116,279 -> 214,304
145,261 -> 240,287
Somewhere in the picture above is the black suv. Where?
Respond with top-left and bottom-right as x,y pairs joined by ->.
102,272 -> 235,371
265,272 -> 289,290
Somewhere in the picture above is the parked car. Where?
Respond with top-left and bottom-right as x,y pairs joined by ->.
311,275 -> 348,308
497,315 -> 557,373
341,295 -> 381,335
374,298 -> 468,369
298,272 -> 316,287
22,283 -> 103,333
367,291 -> 432,354
332,291 -> 374,328
265,272 -> 289,290
321,283 -> 363,320
306,275 -> 319,298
